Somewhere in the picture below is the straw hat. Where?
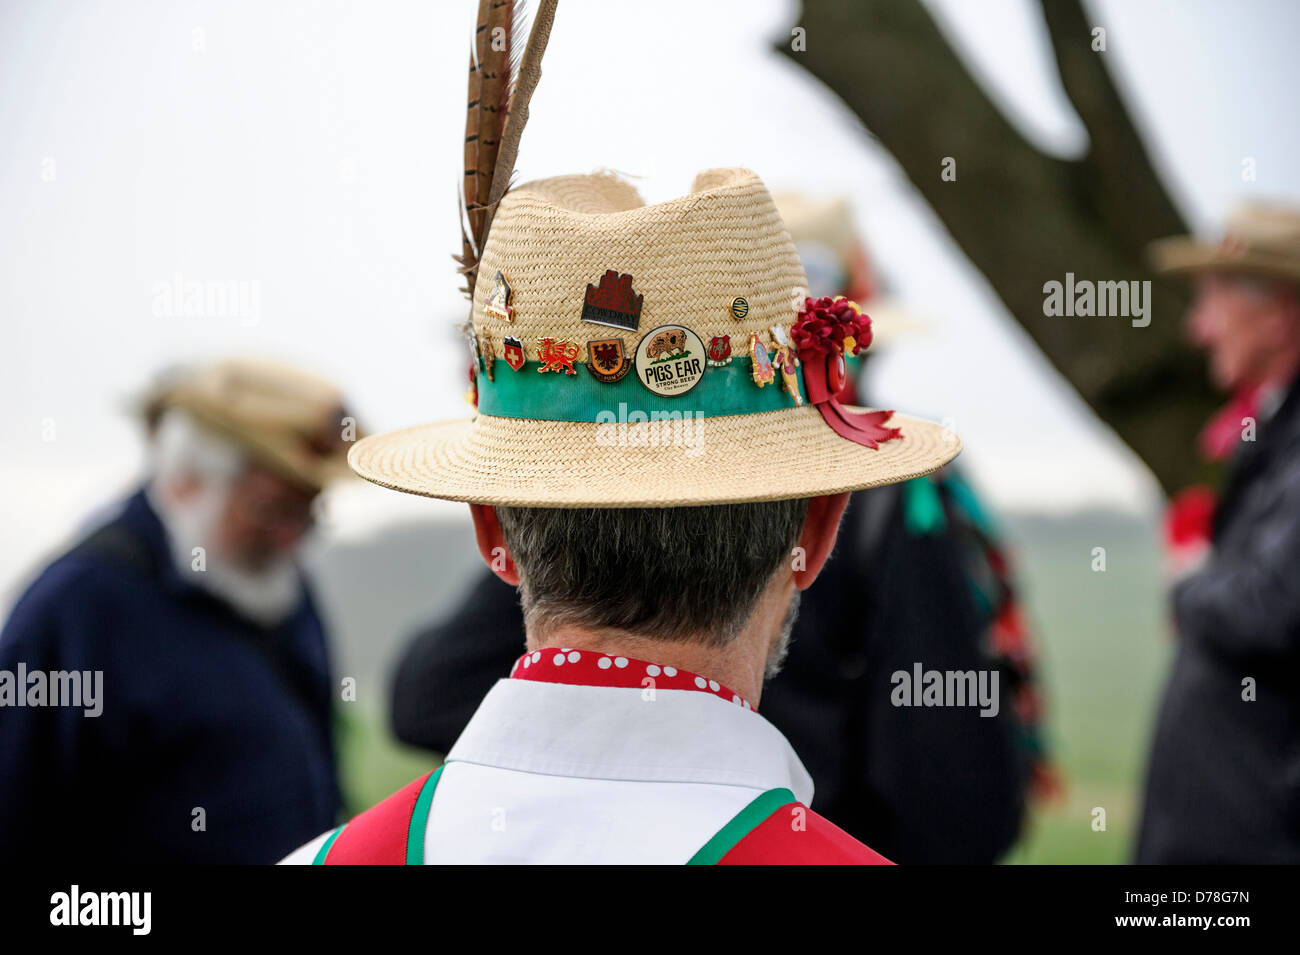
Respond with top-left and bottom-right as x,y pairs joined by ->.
348,169 -> 960,508
1149,202 -> 1300,285
143,357 -> 358,492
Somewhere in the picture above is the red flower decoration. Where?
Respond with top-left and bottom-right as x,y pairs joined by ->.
791,295 -> 901,450
791,296 -> 874,360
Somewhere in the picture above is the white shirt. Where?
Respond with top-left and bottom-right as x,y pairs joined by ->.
282,676 -> 814,864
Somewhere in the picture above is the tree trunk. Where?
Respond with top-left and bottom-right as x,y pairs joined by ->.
780,0 -> 1220,494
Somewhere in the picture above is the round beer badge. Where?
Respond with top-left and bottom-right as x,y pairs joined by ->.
633,324 -> 707,397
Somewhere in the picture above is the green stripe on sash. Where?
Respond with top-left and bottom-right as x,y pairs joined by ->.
686,788 -> 797,865
476,358 -> 806,421
311,825 -> 344,865
405,765 -> 445,865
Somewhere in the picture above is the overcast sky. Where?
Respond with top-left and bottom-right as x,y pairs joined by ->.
2,0 -> 1298,595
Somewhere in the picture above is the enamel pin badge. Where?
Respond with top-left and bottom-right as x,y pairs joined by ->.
581,270 -> 643,331
587,337 -> 632,383
770,324 -> 803,406
479,332 -> 496,382
750,331 -> 775,387
706,335 -> 732,367
465,331 -> 481,407
503,335 -> 526,371
537,338 -> 582,375
633,325 -> 706,397
484,271 -> 514,322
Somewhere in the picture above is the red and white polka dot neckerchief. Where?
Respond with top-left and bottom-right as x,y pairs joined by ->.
509,647 -> 756,712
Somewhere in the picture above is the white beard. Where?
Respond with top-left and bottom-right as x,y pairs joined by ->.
148,481 -> 304,629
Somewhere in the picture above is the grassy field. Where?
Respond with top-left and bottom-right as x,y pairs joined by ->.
1000,511 -> 1171,863
328,509 -> 1173,863
335,704 -> 442,815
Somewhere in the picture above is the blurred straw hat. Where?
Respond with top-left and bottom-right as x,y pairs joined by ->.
1149,201 -> 1300,285
773,193 -> 929,347
348,169 -> 959,508
143,357 -> 358,492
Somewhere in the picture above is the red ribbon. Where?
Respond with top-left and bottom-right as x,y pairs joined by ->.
793,296 -> 902,449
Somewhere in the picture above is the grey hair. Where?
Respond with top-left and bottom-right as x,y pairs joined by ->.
1219,272 -> 1300,305
495,499 -> 811,648
150,407 -> 244,489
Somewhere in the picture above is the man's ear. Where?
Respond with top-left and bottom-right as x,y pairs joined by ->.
792,492 -> 851,590
468,503 -> 520,585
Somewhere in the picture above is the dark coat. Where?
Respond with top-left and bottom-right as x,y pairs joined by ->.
391,479 -> 1029,864
0,489 -> 341,863
1138,373 -> 1300,863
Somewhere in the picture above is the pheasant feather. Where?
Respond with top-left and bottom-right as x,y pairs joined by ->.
456,0 -> 558,299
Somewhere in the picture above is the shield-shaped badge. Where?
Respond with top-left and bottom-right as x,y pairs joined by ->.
586,337 -> 632,383
707,335 -> 732,366
503,335 -> 525,371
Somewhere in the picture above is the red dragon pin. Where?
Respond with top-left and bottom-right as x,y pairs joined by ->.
537,338 -> 581,375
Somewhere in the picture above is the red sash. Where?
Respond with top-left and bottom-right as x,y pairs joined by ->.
315,769 -> 891,866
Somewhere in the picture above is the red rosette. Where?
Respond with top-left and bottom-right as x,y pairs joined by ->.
791,295 -> 900,449
791,295 -> 874,360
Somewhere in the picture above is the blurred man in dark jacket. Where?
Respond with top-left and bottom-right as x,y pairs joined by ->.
390,196 -> 1053,863
1138,204 -> 1300,862
0,358 -> 354,863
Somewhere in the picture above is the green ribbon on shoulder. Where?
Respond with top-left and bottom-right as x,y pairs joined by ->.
476,356 -> 807,422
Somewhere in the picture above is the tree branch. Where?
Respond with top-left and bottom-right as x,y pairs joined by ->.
779,0 -> 1218,493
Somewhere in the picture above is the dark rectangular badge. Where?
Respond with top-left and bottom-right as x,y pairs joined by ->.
581,269 -> 643,331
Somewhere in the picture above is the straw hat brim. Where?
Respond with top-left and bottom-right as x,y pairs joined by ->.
347,406 -> 960,508
1149,236 -> 1300,284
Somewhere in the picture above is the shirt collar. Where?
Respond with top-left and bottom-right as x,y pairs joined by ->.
445,652 -> 813,804
509,646 -> 756,711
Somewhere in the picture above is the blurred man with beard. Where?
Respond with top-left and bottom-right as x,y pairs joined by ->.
0,358 -> 355,863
